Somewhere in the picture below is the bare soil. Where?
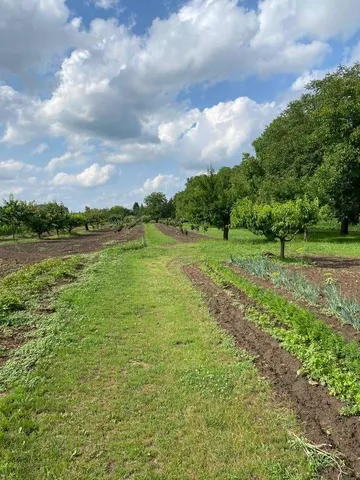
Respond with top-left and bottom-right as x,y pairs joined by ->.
184,264 -> 360,479
294,255 -> 360,303
0,327 -> 33,366
155,223 -> 210,242
0,224 -> 144,280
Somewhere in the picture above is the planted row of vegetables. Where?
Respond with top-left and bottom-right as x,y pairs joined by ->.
230,255 -> 360,330
203,260 -> 360,415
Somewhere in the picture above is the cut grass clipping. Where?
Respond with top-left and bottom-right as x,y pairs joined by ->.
231,255 -> 360,331
204,260 -> 360,415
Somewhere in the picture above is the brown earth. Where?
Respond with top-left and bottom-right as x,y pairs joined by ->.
155,223 -> 210,242
229,263 -> 360,346
0,224 -> 144,280
293,255 -> 360,303
184,264 -> 360,479
0,327 -> 33,366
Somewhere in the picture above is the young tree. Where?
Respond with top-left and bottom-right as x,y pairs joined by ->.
144,192 -> 168,222
66,213 -> 85,233
43,202 -> 69,236
26,203 -> 50,238
132,202 -> 140,217
231,197 -> 319,259
84,207 -> 106,230
0,194 -> 29,239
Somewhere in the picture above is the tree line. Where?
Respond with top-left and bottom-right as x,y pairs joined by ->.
173,64 -> 360,256
0,192 -> 175,239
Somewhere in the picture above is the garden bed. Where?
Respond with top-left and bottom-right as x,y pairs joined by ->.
155,223 -> 209,242
184,264 -> 360,478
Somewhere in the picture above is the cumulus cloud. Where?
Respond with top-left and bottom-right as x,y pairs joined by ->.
92,0 -> 121,9
132,174 -> 184,195
0,0 -> 81,76
0,159 -> 35,180
51,163 -> 116,187
46,151 -> 84,171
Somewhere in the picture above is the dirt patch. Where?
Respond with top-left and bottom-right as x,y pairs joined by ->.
0,224 -> 144,280
184,265 -> 360,478
229,263 -> 360,346
292,255 -> 360,304
0,326 -> 33,365
155,223 -> 209,243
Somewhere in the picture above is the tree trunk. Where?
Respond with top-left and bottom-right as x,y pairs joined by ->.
280,239 -> 285,260
341,218 -> 349,235
223,224 -> 229,241
303,227 -> 308,241
85,223 -> 89,231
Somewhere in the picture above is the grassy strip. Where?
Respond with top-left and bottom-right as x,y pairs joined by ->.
0,256 -> 87,322
203,261 -> 360,415
0,245 -> 317,479
145,222 -> 176,245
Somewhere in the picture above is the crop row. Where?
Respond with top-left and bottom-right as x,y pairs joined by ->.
203,260 -> 360,415
230,256 -> 360,330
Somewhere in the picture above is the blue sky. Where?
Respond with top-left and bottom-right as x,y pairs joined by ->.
1,0 -> 360,211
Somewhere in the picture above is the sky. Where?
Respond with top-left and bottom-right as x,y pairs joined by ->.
1,0 -> 360,211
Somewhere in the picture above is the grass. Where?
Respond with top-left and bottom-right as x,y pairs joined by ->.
0,237 -> 318,479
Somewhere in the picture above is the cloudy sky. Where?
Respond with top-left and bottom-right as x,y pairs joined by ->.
1,0 -> 360,210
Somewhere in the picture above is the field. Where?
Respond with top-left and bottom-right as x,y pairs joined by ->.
1,223 -> 360,478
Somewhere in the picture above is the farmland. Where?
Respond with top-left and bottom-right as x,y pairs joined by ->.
0,222 -> 359,479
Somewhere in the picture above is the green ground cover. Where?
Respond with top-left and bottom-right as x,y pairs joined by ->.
0,225 -> 321,479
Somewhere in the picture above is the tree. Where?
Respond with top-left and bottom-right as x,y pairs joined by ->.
144,192 -> 168,222
84,207 -> 106,230
67,213 -> 85,233
231,197 -> 319,259
175,167 -> 237,240
108,206 -> 130,228
43,202 -> 69,235
132,202 -> 140,217
0,195 -> 29,239
26,203 -> 50,238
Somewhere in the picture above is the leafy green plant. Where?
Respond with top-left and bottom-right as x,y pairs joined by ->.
324,283 -> 360,330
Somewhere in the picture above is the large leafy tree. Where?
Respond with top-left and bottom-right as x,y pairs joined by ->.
175,167 -> 237,240
231,197 -> 319,259
144,192 -> 168,222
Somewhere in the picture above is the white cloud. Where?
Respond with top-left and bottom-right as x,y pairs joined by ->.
0,0 -> 81,76
133,173 -> 184,195
51,163 -> 116,187
46,151 -> 83,171
92,0 -> 121,9
32,143 -> 49,155
0,186 -> 24,197
0,159 -> 35,179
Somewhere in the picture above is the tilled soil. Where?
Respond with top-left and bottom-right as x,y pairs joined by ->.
293,255 -> 360,303
184,264 -> 360,479
0,224 -> 144,279
155,223 -> 209,242
229,263 -> 360,346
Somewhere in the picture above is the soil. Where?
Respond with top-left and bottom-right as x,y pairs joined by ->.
229,263 -> 360,346
294,255 -> 360,303
0,224 -> 144,280
184,264 -> 360,479
155,223 -> 210,242
0,327 -> 33,365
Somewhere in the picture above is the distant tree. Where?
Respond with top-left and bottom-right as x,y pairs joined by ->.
231,197 -> 319,259
175,167 -> 237,240
132,202 -> 140,217
0,194 -> 29,239
108,205 -> 130,228
84,207 -> 106,230
67,212 -> 85,233
26,203 -> 50,238
144,192 -> 168,222
43,202 -> 69,236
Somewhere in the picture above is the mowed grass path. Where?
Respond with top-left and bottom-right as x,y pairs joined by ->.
0,227 -> 314,479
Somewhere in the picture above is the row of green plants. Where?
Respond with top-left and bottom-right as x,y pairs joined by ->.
230,256 -> 360,331
0,256 -> 86,323
203,260 -> 360,415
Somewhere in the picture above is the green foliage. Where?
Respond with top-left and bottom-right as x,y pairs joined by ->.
0,256 -> 85,322
144,192 -> 169,222
204,261 -> 360,415
84,206 -> 106,230
324,283 -> 360,330
231,197 -> 319,258
0,195 -> 29,239
230,256 -> 320,304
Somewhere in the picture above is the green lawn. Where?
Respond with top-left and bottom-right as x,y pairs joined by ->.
0,226 -> 317,479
